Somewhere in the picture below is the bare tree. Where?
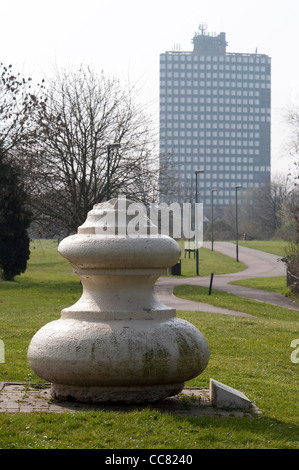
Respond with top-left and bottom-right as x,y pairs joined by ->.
223,179 -> 298,240
158,152 -> 186,204
0,63 -> 44,157
286,108 -> 299,166
30,66 -> 159,235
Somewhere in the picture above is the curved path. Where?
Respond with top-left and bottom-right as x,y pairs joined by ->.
155,241 -> 299,317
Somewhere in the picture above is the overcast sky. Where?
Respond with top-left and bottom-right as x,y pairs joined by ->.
1,0 -> 299,176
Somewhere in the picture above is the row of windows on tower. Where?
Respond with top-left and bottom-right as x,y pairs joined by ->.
160,76 -> 270,85
161,148 -> 265,156
160,53 -> 270,64
161,115 -> 271,123
162,130 -> 265,140
161,60 -> 269,69
161,99 -> 266,109
161,84 -> 271,96
161,90 -> 267,100
161,107 -> 270,116
161,68 -> 269,77
162,140 -> 262,147
178,166 -> 270,174
161,121 -> 265,130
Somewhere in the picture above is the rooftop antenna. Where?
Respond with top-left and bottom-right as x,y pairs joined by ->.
172,43 -> 181,51
198,22 -> 207,35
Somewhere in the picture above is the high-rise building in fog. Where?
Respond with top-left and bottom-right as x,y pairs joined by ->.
159,25 -> 271,207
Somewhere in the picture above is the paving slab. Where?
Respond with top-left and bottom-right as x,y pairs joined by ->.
0,383 -> 261,417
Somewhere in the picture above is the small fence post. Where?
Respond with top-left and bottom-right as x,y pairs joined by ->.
209,273 -> 214,296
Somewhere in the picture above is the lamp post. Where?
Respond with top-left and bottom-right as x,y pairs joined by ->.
211,188 -> 217,251
194,169 -> 204,275
235,184 -> 242,262
107,143 -> 121,201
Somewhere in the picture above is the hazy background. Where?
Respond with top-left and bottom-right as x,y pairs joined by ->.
1,0 -> 298,177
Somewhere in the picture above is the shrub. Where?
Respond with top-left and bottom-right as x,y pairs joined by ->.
0,149 -> 32,281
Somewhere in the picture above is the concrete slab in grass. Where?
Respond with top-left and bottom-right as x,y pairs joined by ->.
210,378 -> 254,410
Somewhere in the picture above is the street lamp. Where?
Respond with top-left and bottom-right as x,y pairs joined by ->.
194,169 -> 204,275
235,184 -> 242,262
211,188 -> 217,251
106,143 -> 121,201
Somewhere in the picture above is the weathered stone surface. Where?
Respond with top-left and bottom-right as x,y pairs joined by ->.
210,379 -> 253,410
28,199 -> 210,403
51,383 -> 184,404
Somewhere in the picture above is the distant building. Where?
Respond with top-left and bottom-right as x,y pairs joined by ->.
159,25 -> 271,208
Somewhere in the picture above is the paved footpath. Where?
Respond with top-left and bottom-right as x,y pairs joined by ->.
155,241 -> 299,316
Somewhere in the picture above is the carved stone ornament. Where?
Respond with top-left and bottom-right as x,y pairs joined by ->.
27,199 -> 210,403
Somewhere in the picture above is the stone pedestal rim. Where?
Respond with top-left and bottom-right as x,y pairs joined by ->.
51,383 -> 184,404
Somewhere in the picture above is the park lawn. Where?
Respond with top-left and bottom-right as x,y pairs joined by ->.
0,240 -> 298,449
28,239 -> 72,272
230,276 -> 291,297
236,239 -> 288,257
176,242 -> 247,277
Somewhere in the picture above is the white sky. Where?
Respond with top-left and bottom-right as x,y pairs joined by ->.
1,0 -> 299,177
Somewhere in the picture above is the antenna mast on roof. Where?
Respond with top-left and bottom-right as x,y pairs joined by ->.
198,22 -> 207,35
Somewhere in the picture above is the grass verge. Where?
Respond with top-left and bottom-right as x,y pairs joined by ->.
236,240 -> 287,257
175,243 -> 247,277
230,276 -> 291,297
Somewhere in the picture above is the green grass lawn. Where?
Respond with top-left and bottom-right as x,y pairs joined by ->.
236,239 -> 288,257
28,239 -> 72,272
175,242 -> 247,277
230,276 -> 291,296
0,239 -> 298,449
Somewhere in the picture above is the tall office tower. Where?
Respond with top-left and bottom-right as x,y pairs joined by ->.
159,25 -> 271,209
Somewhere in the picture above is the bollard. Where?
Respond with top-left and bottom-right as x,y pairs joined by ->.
209,273 -> 214,295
